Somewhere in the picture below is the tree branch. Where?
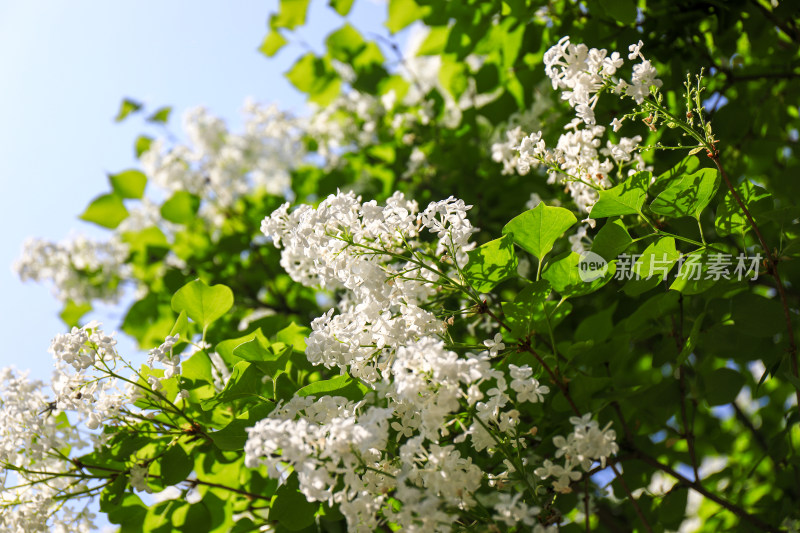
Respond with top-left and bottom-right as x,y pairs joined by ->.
632,450 -> 780,532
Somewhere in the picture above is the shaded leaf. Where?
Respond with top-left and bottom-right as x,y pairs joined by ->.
590,171 -> 650,218
704,367 -> 745,406
591,218 -> 632,261
650,168 -> 719,218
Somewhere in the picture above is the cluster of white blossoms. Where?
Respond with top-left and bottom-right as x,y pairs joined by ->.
246,191 -> 589,530
0,321 -> 202,529
261,190 -> 475,382
14,234 -> 130,304
0,368 -> 96,532
48,321 -> 133,430
535,413 -> 619,493
47,324 -> 188,431
493,37 -> 660,213
141,102 -> 303,224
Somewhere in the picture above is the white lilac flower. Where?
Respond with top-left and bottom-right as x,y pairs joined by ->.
628,40 -> 644,60
483,333 -> 506,356
494,492 -> 540,527
509,364 -> 550,403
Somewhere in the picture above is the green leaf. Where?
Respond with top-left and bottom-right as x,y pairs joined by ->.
658,487 -> 688,528
60,300 -> 92,328
270,475 -> 318,530
259,30 -> 287,57
653,155 -> 701,189
182,351 -> 212,383
574,303 -> 617,343
417,25 -> 450,56
182,350 -> 215,401
598,0 -> 637,25
146,106 -> 171,124
80,193 -> 129,229
715,180 -> 773,237
464,233 -> 518,293
502,203 -> 577,262
107,493 -> 147,526
285,53 -> 341,106
216,330 -> 269,367
591,218 -> 633,261
135,135 -> 153,158
122,292 -> 175,349
115,98 -> 143,122
504,280 -> 573,338
171,279 -> 234,331
203,361 -> 272,410
704,367 -> 745,406
326,24 -> 366,62
677,312 -> 706,366
99,472 -> 128,512
731,292 -> 785,338
160,445 -> 193,485
669,250 -> 717,295
109,169 -> 147,199
590,171 -> 651,218
328,0 -> 355,15
386,0 -> 430,33
172,500 -> 211,531
271,0 -> 311,30
296,375 -> 368,402
275,322 -> 309,352
210,403 -> 275,451
439,54 -> 469,100
649,168 -> 720,218
169,310 -> 188,338
232,338 -> 292,376
542,251 -> 616,298
161,191 -> 200,224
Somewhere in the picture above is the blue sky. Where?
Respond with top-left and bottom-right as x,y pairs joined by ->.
0,0 -> 393,383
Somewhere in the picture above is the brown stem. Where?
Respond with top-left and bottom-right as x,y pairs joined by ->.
480,301 -> 512,333
609,464 -> 653,533
584,477 -> 591,532
633,450 -> 779,532
710,154 -> 800,416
